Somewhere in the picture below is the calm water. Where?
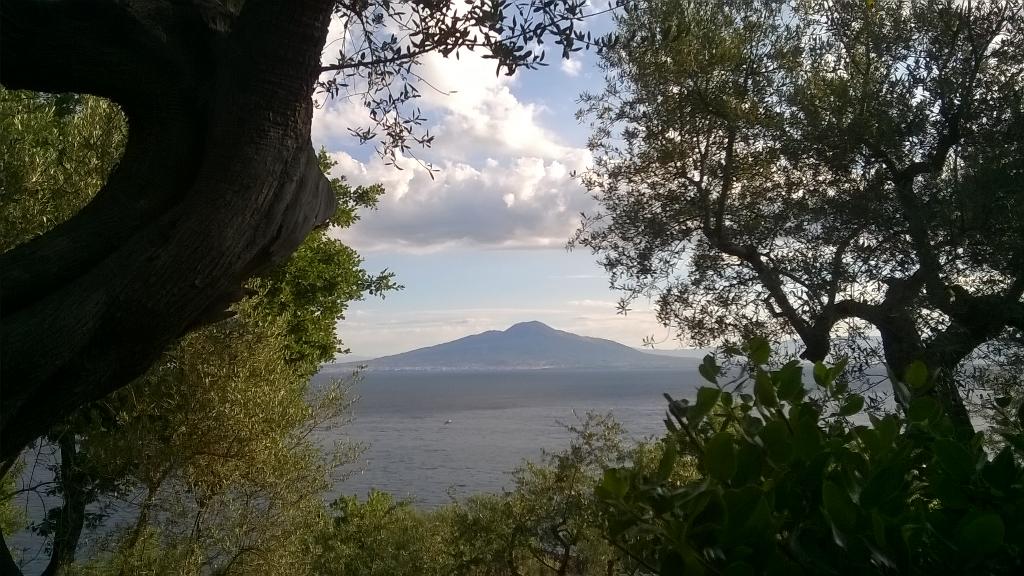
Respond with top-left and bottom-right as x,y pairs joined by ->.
328,368 -> 701,506
11,368 -> 701,571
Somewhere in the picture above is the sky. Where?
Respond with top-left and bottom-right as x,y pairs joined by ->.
312,11 -> 674,358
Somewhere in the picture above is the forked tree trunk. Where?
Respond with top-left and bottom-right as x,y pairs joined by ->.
879,322 -> 975,439
0,0 -> 336,475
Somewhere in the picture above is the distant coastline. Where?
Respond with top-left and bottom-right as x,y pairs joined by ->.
321,363 -> 699,374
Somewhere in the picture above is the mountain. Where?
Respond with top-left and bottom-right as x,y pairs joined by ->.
345,321 -> 699,371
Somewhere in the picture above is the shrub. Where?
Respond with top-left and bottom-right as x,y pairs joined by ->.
597,341 -> 1024,574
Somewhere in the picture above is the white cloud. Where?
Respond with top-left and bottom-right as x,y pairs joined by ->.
561,58 -> 583,77
411,51 -> 570,161
311,98 -> 371,147
328,149 -> 593,251
313,26 -> 598,252
567,299 -> 618,308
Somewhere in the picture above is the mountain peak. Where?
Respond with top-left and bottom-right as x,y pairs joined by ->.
351,320 -> 698,371
504,321 -> 554,334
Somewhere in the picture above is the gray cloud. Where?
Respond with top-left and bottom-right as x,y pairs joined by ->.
329,152 -> 595,252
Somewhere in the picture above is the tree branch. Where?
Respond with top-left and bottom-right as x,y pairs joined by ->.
1,0 -> 337,465
0,0 -> 221,109
892,175 -> 952,311
825,227 -> 863,308
887,11 -> 1003,313
699,126 -> 815,353
320,46 -> 436,73
0,110 -> 203,311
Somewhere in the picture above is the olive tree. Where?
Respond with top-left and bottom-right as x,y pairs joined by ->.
574,0 -> 1024,434
0,88 -> 388,574
0,0 -> 602,467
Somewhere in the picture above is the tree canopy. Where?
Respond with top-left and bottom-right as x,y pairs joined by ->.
573,0 -> 1024,432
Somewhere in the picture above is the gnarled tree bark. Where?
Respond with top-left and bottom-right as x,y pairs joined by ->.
0,0 -> 337,476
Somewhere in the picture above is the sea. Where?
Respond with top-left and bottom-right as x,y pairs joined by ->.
9,368 -> 702,572
328,368 -> 702,506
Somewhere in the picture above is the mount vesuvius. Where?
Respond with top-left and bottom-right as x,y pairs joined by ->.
337,321 -> 700,371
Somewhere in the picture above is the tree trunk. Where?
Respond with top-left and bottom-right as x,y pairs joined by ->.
879,325 -> 974,439
40,436 -> 88,576
0,0 -> 337,470
557,546 -> 571,576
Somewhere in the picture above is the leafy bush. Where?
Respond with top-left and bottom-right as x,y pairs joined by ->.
314,414 -> 647,576
597,341 -> 1024,574
314,490 -> 449,576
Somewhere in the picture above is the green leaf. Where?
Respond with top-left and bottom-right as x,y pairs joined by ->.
689,386 -> 722,425
933,438 -> 976,483
697,386 -> 722,409
705,432 -> 738,482
741,414 -> 764,434
759,420 -> 793,465
860,464 -> 905,509
775,360 -> 804,403
907,397 -> 940,422
854,426 -> 881,456
724,562 -> 755,576
720,391 -> 733,407
982,447 -> 1017,492
746,496 -> 773,537
732,441 -> 764,485
871,509 -> 888,548
822,480 -> 858,533
754,371 -> 778,408
874,414 -> 899,447
699,354 -> 719,384
600,468 -> 628,499
832,357 -> 849,377
838,394 -> 864,417
657,441 -> 678,481
792,412 -> 822,459
958,512 -> 1005,556
747,337 -> 770,365
722,486 -> 762,544
683,551 -> 707,576
903,361 -> 929,390
765,551 -> 805,576
659,551 -> 687,575
813,362 -> 831,388
668,396 -> 688,420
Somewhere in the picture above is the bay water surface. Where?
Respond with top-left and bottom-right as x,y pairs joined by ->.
329,368 -> 702,506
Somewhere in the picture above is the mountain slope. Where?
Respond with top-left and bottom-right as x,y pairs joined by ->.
353,321 -> 697,370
